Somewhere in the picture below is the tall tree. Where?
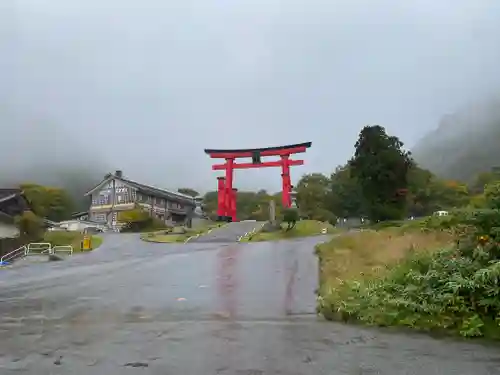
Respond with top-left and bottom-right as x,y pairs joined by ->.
470,170 -> 500,194
20,183 -> 75,222
295,173 -> 336,223
350,125 -> 413,222
328,165 -> 363,218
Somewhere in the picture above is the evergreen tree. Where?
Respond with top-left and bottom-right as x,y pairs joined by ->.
350,125 -> 413,222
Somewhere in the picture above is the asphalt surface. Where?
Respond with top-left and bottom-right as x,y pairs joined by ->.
0,223 -> 499,374
190,221 -> 263,243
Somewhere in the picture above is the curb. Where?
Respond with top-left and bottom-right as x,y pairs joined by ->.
184,234 -> 200,243
238,222 -> 265,242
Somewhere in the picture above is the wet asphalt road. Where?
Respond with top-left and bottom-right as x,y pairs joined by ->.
190,221 -> 263,243
0,224 -> 499,374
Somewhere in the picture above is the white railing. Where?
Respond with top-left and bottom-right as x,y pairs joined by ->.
27,243 -> 52,255
52,245 -> 73,255
1,246 -> 28,264
1,242 -> 75,266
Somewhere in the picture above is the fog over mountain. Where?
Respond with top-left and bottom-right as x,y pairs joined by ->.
2,0 -> 500,195
0,104 -> 108,185
412,94 -> 500,182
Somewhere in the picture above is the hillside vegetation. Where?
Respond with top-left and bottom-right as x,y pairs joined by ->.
317,208 -> 500,339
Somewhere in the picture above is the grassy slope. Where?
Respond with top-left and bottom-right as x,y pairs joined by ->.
43,231 -> 103,252
316,228 -> 454,318
317,228 -> 453,287
245,220 -> 336,242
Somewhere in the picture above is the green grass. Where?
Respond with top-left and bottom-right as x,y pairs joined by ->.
141,223 -> 224,243
43,231 -> 103,252
244,220 -> 337,242
316,228 -> 454,299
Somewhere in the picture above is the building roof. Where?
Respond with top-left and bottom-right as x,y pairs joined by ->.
71,211 -> 89,218
0,210 -> 15,225
0,188 -> 22,204
84,173 -> 195,204
0,189 -> 26,224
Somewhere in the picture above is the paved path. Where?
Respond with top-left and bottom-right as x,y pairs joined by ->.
0,233 -> 499,374
190,221 -> 263,243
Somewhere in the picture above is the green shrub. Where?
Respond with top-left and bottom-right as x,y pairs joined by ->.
282,208 -> 299,231
15,211 -> 44,241
319,209 -> 500,338
368,220 -> 406,230
485,181 -> 500,209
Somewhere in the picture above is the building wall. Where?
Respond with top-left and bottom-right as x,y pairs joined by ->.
57,220 -> 107,232
88,178 -> 193,227
0,222 -> 19,239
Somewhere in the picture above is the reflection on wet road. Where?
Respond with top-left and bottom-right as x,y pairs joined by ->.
0,229 -> 499,374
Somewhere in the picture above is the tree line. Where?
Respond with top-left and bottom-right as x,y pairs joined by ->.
10,124 -> 500,227
201,125 -> 498,223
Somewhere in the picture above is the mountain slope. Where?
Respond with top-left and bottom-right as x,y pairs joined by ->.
412,97 -> 500,182
0,107 -> 108,210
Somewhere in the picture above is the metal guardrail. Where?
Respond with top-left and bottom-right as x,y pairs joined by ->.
0,245 -> 28,264
27,242 -> 52,255
52,245 -> 73,255
1,242 -> 75,266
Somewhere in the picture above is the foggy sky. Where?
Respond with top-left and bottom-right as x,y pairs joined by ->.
2,0 -> 500,193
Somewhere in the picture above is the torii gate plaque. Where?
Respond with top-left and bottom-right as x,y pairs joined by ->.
204,142 -> 311,222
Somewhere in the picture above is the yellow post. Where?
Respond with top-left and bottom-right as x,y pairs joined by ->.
82,236 -> 92,251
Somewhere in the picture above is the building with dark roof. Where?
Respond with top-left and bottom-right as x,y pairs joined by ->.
84,170 -> 196,228
0,189 -> 29,239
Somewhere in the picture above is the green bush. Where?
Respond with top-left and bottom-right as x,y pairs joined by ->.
282,208 -> 299,231
120,216 -> 167,232
416,209 -> 483,231
15,211 -> 44,241
367,220 -> 406,230
117,206 -> 168,232
485,181 -> 500,209
319,209 -> 500,338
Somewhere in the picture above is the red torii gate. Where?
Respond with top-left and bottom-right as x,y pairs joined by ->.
204,142 -> 311,222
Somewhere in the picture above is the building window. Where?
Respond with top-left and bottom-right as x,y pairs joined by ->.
93,213 -> 106,222
99,194 -> 109,205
